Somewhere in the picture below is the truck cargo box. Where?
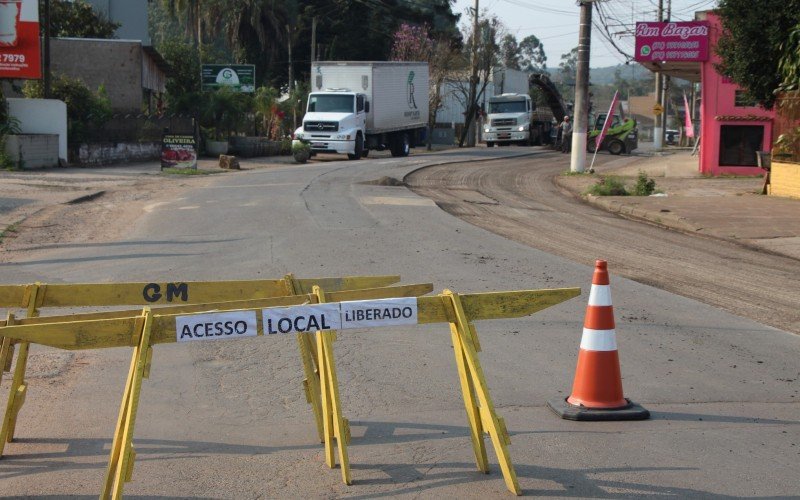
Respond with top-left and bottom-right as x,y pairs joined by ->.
311,61 -> 429,134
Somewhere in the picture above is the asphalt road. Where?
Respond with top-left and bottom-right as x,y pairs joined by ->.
0,148 -> 798,498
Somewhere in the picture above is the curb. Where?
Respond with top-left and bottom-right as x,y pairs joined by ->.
585,194 -> 702,233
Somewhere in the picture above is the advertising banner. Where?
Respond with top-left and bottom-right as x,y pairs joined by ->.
0,0 -> 41,79
201,64 -> 255,93
161,134 -> 197,170
635,21 -> 709,63
595,91 -> 620,150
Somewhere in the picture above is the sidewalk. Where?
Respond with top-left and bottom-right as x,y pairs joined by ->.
556,147 -> 800,260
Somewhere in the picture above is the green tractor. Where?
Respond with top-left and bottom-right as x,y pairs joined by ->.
587,113 -> 638,155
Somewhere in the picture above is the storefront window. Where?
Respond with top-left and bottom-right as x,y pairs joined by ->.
719,125 -> 764,166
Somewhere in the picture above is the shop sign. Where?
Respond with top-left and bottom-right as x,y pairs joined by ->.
635,21 -> 709,63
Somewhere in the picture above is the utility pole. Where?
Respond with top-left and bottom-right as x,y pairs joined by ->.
653,0 -> 664,150
463,0 -> 479,147
287,24 -> 295,128
661,0 -> 672,147
43,0 -> 51,98
570,0 -> 593,173
311,17 -> 317,64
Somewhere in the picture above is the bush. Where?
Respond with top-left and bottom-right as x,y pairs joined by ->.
632,170 -> 657,196
23,74 -> 112,144
292,141 -> 311,163
585,176 -> 629,196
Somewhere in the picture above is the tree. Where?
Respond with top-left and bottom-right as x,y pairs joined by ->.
519,35 -> 546,73
391,23 -> 461,150
47,0 -> 119,38
456,13 -> 503,146
500,34 -> 521,70
716,0 -> 800,109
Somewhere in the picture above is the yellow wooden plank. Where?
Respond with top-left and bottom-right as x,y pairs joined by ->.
450,322 -> 489,472
326,283 -> 432,302
0,286 -> 26,308
445,291 -> 521,496
294,275 -> 400,294
0,318 -> 139,350
417,288 -> 580,324
13,275 -> 401,308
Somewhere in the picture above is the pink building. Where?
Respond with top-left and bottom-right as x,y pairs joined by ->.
698,11 -> 775,175
636,12 -> 776,176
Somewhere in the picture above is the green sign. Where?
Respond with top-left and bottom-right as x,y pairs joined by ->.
201,64 -> 255,93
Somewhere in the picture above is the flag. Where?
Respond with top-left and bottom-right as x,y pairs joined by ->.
683,92 -> 695,138
595,91 -> 620,149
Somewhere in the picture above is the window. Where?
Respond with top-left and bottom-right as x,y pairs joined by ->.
307,94 -> 354,113
356,95 -> 364,112
734,90 -> 757,107
489,100 -> 527,113
719,125 -> 764,166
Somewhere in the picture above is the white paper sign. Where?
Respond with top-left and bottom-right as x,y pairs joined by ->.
263,303 -> 342,335
176,311 -> 258,342
340,297 -> 418,329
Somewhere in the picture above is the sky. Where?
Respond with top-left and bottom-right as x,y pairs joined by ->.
451,0 -> 718,68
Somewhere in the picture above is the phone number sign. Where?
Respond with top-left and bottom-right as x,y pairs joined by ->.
0,0 -> 41,79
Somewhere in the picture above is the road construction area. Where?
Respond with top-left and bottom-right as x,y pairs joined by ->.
0,147 -> 798,498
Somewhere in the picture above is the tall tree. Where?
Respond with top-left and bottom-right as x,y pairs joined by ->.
500,34 -> 521,70
716,0 -> 800,109
391,23 -> 460,150
519,35 -> 546,72
47,0 -> 119,38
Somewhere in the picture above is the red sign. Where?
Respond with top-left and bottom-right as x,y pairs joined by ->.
596,91 -> 620,150
634,21 -> 709,63
0,0 -> 41,79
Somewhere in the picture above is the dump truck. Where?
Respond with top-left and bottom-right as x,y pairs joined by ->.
293,61 -> 429,160
482,93 -> 554,147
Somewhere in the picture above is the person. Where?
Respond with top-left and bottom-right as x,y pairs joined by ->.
558,115 -> 573,153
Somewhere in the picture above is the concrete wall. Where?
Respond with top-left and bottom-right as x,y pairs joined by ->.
73,142 -> 161,166
7,98 -> 68,161
51,38 -> 143,112
86,0 -> 150,44
4,134 -> 60,168
770,161 -> 800,199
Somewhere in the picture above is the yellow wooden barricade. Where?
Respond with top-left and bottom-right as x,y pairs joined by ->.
0,275 -> 409,455
0,286 -> 580,497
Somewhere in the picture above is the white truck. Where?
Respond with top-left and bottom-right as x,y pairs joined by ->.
482,93 -> 554,147
293,61 -> 429,160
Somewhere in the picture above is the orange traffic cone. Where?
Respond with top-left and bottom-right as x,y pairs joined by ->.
548,260 -> 649,421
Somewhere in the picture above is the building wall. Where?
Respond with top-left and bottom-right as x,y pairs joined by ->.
7,98 -> 68,161
699,12 -> 774,175
86,0 -> 150,44
51,38 -> 143,112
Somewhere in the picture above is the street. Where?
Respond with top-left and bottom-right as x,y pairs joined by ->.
0,148 -> 798,498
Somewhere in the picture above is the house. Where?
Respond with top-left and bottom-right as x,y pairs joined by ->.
635,12 -> 775,175
50,37 -> 168,113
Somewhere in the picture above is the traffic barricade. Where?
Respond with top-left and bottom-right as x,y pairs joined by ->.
0,285 -> 580,497
0,274 -> 409,454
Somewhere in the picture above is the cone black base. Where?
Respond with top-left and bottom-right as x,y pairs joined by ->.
547,397 -> 650,421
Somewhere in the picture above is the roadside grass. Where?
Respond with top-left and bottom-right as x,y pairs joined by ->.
584,170 -> 660,196
0,222 -> 19,244
160,168 -> 221,176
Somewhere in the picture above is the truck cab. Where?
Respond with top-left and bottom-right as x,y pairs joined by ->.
483,94 -> 533,147
293,89 -> 369,160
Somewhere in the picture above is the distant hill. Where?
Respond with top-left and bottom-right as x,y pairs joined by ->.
541,63 -> 652,85
590,63 -> 652,85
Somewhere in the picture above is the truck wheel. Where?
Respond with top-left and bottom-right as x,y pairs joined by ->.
347,134 -> 364,160
486,141 -> 494,148
391,133 -> 410,157
587,140 -> 597,153
608,139 -> 625,155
